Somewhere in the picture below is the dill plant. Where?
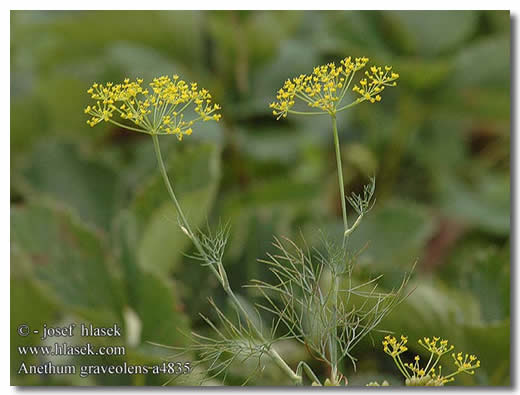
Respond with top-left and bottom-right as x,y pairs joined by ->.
84,75 -> 303,385
267,56 -> 409,385
83,60 -> 413,386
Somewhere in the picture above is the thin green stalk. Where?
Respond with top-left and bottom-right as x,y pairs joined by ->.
151,133 -> 221,281
394,355 -> 412,380
331,115 -> 348,235
424,352 -> 435,374
428,354 -> 442,373
108,119 -> 150,135
344,213 -> 363,238
288,110 -> 328,116
328,114 -> 349,385
151,133 -> 302,385
336,100 -> 363,113
329,275 -> 340,385
297,361 -> 322,385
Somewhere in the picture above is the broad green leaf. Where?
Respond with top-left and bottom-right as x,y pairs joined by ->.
208,11 -> 300,75
103,43 -> 186,83
383,11 -> 478,56
19,141 -> 120,231
133,270 -> 190,347
10,275 -> 58,385
326,11 -> 391,54
113,211 -> 191,347
11,203 -> 125,325
440,238 -> 509,322
13,11 -> 204,68
10,95 -> 50,158
463,319 -> 510,385
437,173 -> 510,236
36,76 -> 87,134
411,118 -> 468,172
346,200 -> 435,270
395,58 -> 454,91
452,36 -> 510,88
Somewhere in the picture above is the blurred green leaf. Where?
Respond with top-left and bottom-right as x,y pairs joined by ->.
452,36 -> 510,88
437,172 -> 509,236
441,238 -> 509,322
397,58 -> 454,91
383,11 -> 478,56
134,270 -> 190,347
19,141 -> 120,231
10,275 -> 58,384
11,96 -> 50,157
346,200 -> 435,269
326,11 -> 391,54
463,319 -> 510,385
113,211 -> 191,347
11,203 -> 125,325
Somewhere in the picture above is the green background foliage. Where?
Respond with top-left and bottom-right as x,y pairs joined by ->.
11,10 -> 510,386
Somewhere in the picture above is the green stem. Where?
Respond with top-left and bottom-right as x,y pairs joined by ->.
336,99 -> 363,113
151,133 -> 302,385
288,109 -> 328,116
151,133 -> 221,281
344,213 -> 363,238
108,119 -> 150,135
394,355 -> 411,380
297,361 -> 322,386
328,114 -> 350,385
329,275 -> 340,385
331,115 -> 348,235
424,352 -> 434,375
429,354 -> 442,373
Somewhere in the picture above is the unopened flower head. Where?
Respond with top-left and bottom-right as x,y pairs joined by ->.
269,56 -> 399,119
84,75 -> 221,140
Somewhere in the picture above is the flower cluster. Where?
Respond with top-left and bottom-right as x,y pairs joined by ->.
352,66 -> 399,104
269,56 -> 398,119
382,334 -> 408,357
418,336 -> 454,356
379,335 -> 481,387
453,352 -> 481,373
84,75 -> 221,140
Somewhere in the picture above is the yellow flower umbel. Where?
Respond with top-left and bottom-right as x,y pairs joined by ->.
84,75 -> 221,141
269,56 -> 398,119
379,335 -> 481,386
270,56 -> 399,245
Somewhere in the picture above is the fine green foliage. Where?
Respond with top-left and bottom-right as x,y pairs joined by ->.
251,237 -> 413,372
